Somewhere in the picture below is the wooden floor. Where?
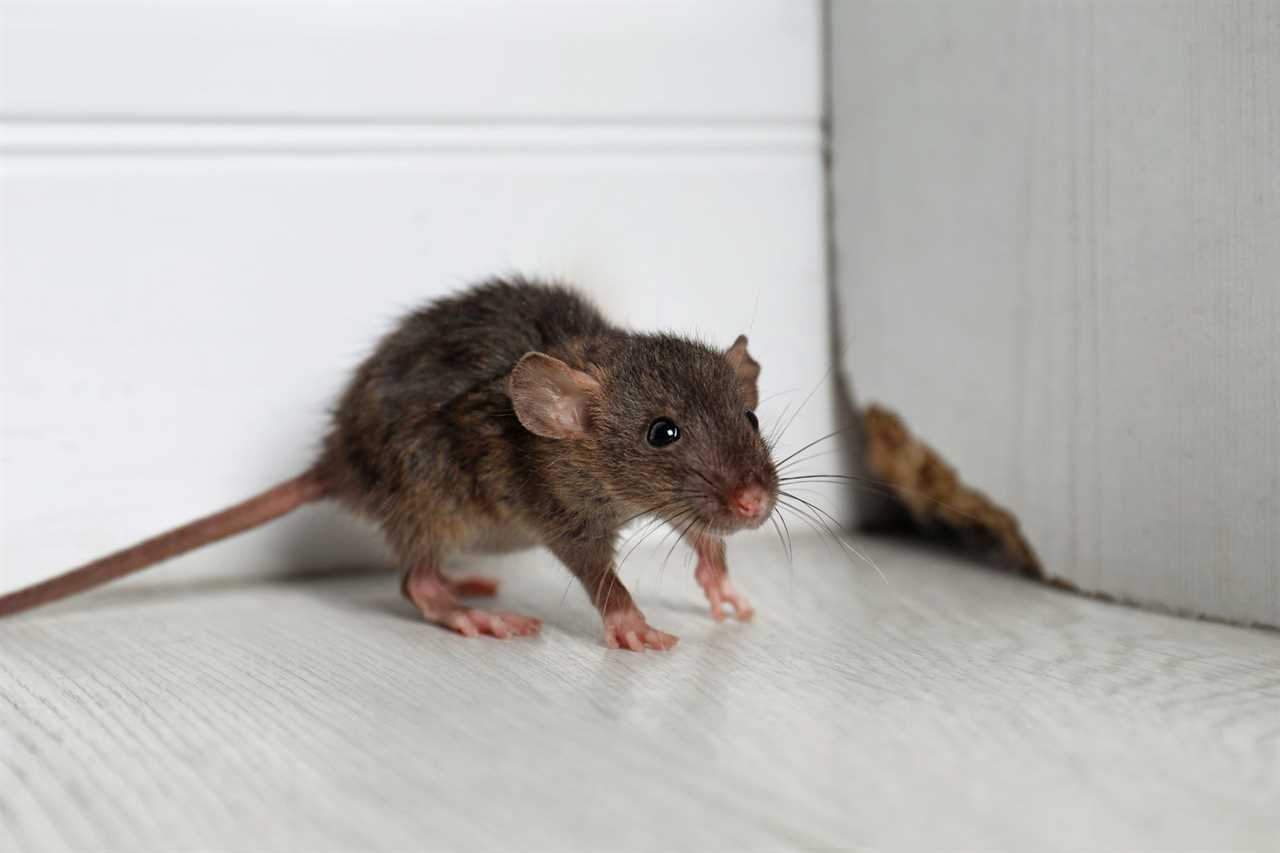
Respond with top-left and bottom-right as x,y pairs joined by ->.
1,532 -> 1278,852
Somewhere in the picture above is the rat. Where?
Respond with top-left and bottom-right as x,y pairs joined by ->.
0,277 -> 778,650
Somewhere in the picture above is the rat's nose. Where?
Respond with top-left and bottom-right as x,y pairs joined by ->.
730,484 -> 770,521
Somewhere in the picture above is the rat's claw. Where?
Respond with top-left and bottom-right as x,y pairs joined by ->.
696,564 -> 755,622
444,610 -> 481,637
603,608 -> 678,652
720,580 -> 755,622
705,588 -> 727,622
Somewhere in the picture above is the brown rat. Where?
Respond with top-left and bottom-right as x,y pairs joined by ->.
0,277 -> 778,650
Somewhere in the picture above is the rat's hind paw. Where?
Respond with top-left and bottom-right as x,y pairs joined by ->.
446,574 -> 500,598
441,608 -> 542,639
695,564 -> 755,622
602,609 -> 679,651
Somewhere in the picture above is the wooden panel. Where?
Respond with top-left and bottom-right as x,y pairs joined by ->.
0,142 -> 829,592
830,1 -> 1280,625
0,1 -> 829,593
1,534 -> 1277,851
0,0 -> 820,120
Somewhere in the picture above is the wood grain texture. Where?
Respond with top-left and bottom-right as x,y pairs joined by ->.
830,1 -> 1280,626
2,532 -> 1277,852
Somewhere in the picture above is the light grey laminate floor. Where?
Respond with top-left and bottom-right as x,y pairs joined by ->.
1,533 -> 1277,852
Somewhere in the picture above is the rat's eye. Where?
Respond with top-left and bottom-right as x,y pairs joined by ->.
646,417 -> 681,448
745,410 -> 759,432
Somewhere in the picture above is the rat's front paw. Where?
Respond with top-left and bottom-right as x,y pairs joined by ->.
602,608 -> 678,651
695,563 -> 755,622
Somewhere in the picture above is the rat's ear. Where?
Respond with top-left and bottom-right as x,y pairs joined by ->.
508,352 -> 602,440
724,334 -> 761,409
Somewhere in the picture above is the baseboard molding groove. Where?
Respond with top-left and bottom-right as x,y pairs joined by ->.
1,121 -> 821,157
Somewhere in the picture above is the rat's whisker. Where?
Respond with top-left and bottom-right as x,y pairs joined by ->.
767,513 -> 792,572
778,492 -> 889,586
773,503 -> 795,567
776,501 -> 859,582
615,512 -> 684,587
616,492 -> 703,529
777,473 -> 987,525
766,400 -> 795,449
774,447 -> 847,474
777,474 -> 913,512
777,484 -> 834,513
775,501 -> 835,560
615,519 -> 665,565
776,474 -> 911,504
771,505 -> 797,585
756,388 -> 795,407
768,361 -> 839,448
617,505 -> 697,576
688,468 -> 720,493
777,489 -> 848,532
654,509 -> 704,582
770,352 -> 851,449
665,512 -> 703,569
772,424 -> 862,470
597,567 -> 617,614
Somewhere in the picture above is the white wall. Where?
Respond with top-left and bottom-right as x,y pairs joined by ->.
0,1 -> 829,592
830,1 -> 1280,626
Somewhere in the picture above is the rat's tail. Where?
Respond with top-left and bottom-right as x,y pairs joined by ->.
0,471 -> 327,618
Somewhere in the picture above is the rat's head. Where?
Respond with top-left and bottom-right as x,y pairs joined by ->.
508,334 -> 777,535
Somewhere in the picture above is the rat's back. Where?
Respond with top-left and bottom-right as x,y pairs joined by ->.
368,278 -> 614,403
316,277 -> 613,507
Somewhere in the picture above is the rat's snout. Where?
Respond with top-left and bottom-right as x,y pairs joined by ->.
729,483 -> 771,524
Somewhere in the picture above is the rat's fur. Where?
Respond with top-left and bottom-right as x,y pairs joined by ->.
1,277 -> 775,649
317,277 -> 777,647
